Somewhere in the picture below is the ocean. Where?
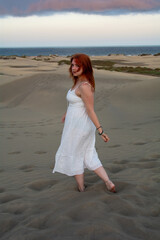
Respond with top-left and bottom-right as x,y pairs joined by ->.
0,46 -> 160,57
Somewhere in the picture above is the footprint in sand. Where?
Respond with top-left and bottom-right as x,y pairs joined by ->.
67,202 -> 103,222
115,181 -> 134,193
150,154 -> 160,159
108,165 -> 125,173
19,165 -> 35,172
34,151 -> 47,154
27,179 -> 57,191
35,132 -> 47,136
115,216 -> 147,239
0,214 -> 18,235
139,158 -> 154,162
8,151 -> 21,155
147,205 -> 160,217
34,132 -> 47,138
123,194 -> 144,208
10,132 -> 18,136
3,202 -> 27,215
133,142 -> 147,146
152,167 -> 160,174
113,159 -> 129,164
136,185 -> 157,197
0,194 -> 21,204
132,128 -> 140,131
108,144 -> 121,148
102,196 -> 137,217
152,176 -> 160,183
27,215 -> 49,230
139,162 -> 157,169
129,161 -> 157,169
24,131 -> 32,137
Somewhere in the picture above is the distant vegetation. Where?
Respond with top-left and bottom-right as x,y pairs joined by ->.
0,55 -> 16,59
154,52 -> 160,56
91,60 -> 115,68
138,54 -> 151,56
58,60 -> 70,65
58,59 -> 160,77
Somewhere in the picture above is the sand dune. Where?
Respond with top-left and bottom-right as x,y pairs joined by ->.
0,56 -> 160,240
0,72 -> 70,114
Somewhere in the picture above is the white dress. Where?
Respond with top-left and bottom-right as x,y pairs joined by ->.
52,82 -> 102,176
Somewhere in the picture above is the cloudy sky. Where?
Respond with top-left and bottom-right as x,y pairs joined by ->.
0,0 -> 160,47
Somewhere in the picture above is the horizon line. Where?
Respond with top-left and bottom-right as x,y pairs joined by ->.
0,45 -> 160,48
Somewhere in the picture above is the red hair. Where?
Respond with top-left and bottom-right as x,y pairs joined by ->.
69,53 -> 95,91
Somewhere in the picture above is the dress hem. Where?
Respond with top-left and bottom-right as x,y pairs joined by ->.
52,169 -> 84,176
52,163 -> 102,176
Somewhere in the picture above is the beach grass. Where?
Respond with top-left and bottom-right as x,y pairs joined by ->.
96,66 -> 160,76
154,52 -> 160,56
58,59 -> 160,77
58,60 -> 70,65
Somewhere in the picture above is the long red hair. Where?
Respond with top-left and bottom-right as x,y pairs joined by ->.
69,53 -> 95,91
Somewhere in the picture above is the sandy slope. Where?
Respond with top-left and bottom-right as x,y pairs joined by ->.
0,56 -> 160,240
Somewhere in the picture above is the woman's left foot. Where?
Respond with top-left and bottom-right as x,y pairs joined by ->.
78,184 -> 87,192
105,180 -> 116,193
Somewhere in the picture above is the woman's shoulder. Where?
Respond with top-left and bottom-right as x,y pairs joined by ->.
79,81 -> 94,92
79,79 -> 91,87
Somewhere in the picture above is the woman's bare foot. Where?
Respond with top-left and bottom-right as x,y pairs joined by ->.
105,180 -> 116,193
78,184 -> 87,192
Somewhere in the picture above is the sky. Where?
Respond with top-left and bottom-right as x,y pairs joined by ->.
0,0 -> 160,47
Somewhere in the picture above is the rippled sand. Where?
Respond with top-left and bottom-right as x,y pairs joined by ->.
0,56 -> 160,240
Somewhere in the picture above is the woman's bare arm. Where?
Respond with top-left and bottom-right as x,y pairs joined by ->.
79,84 -> 109,142
61,112 -> 66,123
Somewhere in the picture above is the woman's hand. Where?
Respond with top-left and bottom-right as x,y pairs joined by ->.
61,113 -> 66,123
101,133 -> 110,142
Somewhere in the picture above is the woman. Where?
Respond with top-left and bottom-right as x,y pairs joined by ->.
53,53 -> 116,193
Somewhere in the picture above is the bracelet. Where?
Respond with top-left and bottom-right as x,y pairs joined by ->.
98,130 -> 104,135
96,126 -> 102,130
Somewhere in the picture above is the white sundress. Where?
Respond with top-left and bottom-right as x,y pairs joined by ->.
52,82 -> 102,176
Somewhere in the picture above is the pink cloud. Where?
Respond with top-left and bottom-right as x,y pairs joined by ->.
0,6 -> 8,15
1,0 -> 160,16
27,0 -> 160,14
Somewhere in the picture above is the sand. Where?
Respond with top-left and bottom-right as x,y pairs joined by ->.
0,55 -> 160,240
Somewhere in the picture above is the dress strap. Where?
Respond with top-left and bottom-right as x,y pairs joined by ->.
75,81 -> 91,90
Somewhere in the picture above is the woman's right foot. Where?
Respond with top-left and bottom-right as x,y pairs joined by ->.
105,180 -> 116,193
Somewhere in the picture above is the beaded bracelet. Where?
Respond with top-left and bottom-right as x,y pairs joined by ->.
96,126 -> 102,130
98,130 -> 104,135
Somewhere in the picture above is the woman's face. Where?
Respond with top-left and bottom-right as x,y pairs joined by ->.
71,59 -> 83,77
